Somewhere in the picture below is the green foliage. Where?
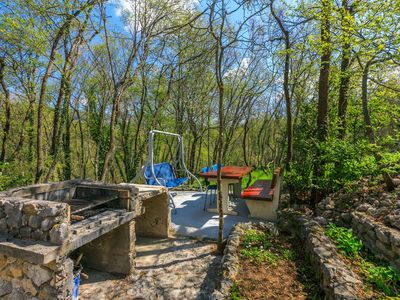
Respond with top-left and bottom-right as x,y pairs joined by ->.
0,162 -> 33,191
240,247 -> 279,265
286,138 -> 381,193
241,229 -> 272,249
325,223 -> 363,258
361,262 -> 400,296
326,224 -> 400,296
230,282 -> 242,300
240,229 -> 295,265
380,151 -> 400,175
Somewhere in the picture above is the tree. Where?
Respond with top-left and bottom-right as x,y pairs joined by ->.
312,0 -> 332,206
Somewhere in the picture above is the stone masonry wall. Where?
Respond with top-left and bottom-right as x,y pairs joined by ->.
0,197 -> 70,245
351,212 -> 400,270
279,209 -> 361,300
0,254 -> 73,299
317,195 -> 400,271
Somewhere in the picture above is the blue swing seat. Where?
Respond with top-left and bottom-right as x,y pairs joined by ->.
145,162 -> 189,188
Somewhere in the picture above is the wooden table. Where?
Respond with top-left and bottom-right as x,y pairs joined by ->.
199,166 -> 252,215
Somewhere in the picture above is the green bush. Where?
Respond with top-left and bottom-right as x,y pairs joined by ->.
364,264 -> 400,296
286,138 -> 380,193
0,162 -> 32,191
325,223 -> 363,258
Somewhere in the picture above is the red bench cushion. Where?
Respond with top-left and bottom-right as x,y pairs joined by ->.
241,180 -> 274,200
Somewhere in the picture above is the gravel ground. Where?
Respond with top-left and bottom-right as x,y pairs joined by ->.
79,237 -> 221,300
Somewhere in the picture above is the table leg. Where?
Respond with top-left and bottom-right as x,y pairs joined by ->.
207,179 -> 238,216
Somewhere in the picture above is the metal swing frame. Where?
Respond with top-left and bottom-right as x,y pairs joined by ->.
135,130 -> 202,213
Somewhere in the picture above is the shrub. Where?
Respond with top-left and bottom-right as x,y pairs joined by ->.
0,162 -> 32,191
325,223 -> 363,258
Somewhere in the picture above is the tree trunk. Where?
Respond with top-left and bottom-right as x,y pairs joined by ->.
361,59 -> 396,191
0,58 -> 11,163
270,2 -> 292,171
100,90 -> 121,181
337,0 -> 353,139
361,60 -> 375,143
35,1 -> 95,183
312,0 -> 332,207
62,82 -> 72,180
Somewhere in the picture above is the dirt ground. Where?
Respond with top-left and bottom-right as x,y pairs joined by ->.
234,234 -> 321,300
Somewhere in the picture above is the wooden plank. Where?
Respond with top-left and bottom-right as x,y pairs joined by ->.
241,180 -> 273,200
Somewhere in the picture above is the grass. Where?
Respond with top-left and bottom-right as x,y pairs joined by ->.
233,228 -> 321,299
241,168 -> 273,189
230,282 -> 243,300
239,229 -> 295,265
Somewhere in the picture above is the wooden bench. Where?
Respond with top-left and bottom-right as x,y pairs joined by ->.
241,168 -> 283,221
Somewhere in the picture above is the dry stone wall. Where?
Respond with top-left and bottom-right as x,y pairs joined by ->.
351,212 -> 400,270
317,193 -> 400,271
278,209 -> 361,300
0,197 -> 70,245
0,254 -> 73,299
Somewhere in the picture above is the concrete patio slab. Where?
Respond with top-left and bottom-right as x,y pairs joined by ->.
171,191 -> 251,240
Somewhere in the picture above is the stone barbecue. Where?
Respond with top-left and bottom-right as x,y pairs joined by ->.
0,180 -> 170,299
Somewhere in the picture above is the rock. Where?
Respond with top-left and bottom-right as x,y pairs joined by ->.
19,226 -> 32,239
340,213 -> 352,224
28,215 -> 41,229
38,206 -> 59,218
7,287 -> 31,300
0,278 -> 12,296
332,284 -> 358,300
356,203 -> 372,212
6,207 -> 22,228
21,214 -> 29,226
0,255 -> 7,271
0,218 -> 8,234
386,211 -> 400,230
26,265 -> 53,287
314,216 -> 327,226
374,207 -> 390,218
0,207 -> 6,218
325,200 -> 335,210
37,285 -> 58,300
22,203 -> 39,215
9,265 -> 23,278
4,201 -> 18,215
9,227 -> 19,236
376,240 -> 396,259
31,229 -> 47,241
375,227 -> 389,244
21,278 -> 37,296
49,223 -> 69,245
41,218 -> 54,232
380,199 -> 392,207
